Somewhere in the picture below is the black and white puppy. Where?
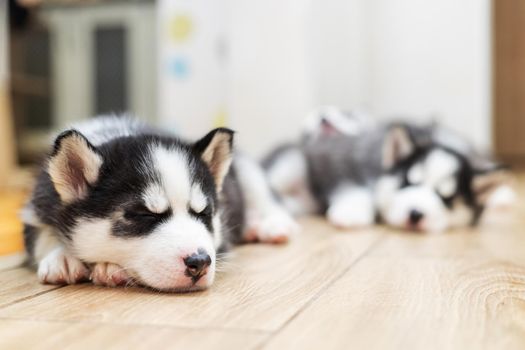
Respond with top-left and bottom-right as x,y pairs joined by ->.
265,108 -> 512,233
22,117 -> 298,292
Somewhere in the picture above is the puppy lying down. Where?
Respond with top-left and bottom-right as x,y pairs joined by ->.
22,117 -> 298,292
265,107 -> 514,233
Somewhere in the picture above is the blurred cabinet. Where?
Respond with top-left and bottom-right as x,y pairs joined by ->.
41,1 -> 157,127
493,0 -> 525,164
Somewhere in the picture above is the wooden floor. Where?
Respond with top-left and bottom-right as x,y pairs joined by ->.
0,182 -> 524,349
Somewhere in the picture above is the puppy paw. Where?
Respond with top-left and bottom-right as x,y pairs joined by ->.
327,203 -> 374,229
245,210 -> 300,244
38,248 -> 90,285
90,262 -> 130,287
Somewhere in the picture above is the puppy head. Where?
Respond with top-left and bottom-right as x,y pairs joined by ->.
376,124 -> 508,233
48,128 -> 234,292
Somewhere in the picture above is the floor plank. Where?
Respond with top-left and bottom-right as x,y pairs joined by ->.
0,218 -> 381,332
0,268 -> 61,308
263,220 -> 525,350
0,319 -> 266,350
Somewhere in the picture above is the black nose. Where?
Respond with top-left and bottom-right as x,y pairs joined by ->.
183,249 -> 211,279
409,209 -> 424,225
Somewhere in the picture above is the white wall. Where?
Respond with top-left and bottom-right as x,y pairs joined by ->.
227,0 -> 315,156
160,0 -> 492,155
308,0 -> 369,110
157,0 -> 229,138
312,0 -> 492,151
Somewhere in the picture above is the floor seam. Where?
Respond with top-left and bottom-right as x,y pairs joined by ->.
254,234 -> 387,350
0,286 -> 65,310
0,315 -> 272,334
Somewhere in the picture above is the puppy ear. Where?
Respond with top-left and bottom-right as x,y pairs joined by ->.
48,130 -> 103,203
382,125 -> 416,170
319,117 -> 343,137
472,164 -> 513,206
194,128 -> 235,191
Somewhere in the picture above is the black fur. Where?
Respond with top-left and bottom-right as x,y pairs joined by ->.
23,224 -> 38,264
24,126 -> 245,260
393,144 -> 480,224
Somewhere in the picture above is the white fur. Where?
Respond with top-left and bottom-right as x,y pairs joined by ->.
485,185 -> 517,210
423,150 -> 460,187
32,226 -> 89,284
235,155 -> 299,243
71,217 -> 215,291
152,146 -> 192,209
382,186 -> 448,233
407,164 -> 424,184
66,145 -> 218,290
327,186 -> 375,228
37,246 -> 90,284
266,148 -> 318,215
143,184 -> 169,214
71,115 -> 146,146
212,215 -> 223,249
246,209 -> 299,243
19,204 -> 41,227
33,227 -> 62,263
437,177 -> 457,198
303,106 -> 370,137
377,150 -> 466,233
375,175 -> 401,215
190,186 -> 207,213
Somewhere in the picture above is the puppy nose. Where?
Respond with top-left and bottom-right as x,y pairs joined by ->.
183,249 -> 211,278
409,209 -> 424,225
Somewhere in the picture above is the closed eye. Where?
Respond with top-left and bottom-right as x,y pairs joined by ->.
189,205 -> 211,219
125,205 -> 171,221
437,177 -> 457,198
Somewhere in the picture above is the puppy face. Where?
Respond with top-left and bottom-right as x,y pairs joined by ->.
47,128 -> 233,291
376,125 -> 506,233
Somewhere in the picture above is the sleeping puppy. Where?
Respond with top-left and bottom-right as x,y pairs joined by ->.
22,116 -> 298,292
263,107 -> 372,216
265,108 -> 512,233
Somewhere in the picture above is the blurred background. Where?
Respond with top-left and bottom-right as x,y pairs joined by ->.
0,0 -> 522,186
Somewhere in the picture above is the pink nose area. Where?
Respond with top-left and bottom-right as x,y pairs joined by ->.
183,248 -> 212,283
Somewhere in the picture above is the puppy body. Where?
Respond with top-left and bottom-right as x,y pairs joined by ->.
23,116 -> 298,291
265,108 -> 509,233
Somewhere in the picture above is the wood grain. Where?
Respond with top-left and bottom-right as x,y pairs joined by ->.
263,219 -> 525,349
0,320 -> 266,350
0,268 -> 60,308
1,179 -> 523,349
0,218 -> 381,332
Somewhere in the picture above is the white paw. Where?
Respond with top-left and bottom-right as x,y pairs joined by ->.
327,203 -> 374,228
245,209 -> 300,244
91,262 -> 130,287
38,248 -> 90,285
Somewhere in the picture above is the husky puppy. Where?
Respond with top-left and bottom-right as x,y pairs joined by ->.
265,109 -> 510,233
22,117 -> 298,292
263,107 -> 372,216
